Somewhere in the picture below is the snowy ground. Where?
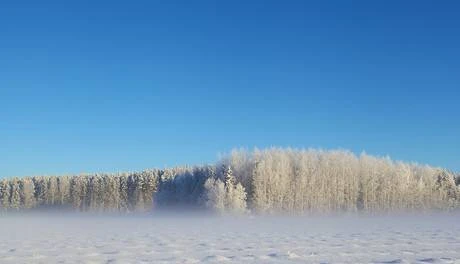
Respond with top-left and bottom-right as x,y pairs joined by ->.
0,213 -> 459,263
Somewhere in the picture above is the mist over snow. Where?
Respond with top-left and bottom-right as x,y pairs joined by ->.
1,148 -> 460,263
1,0 -> 459,263
1,213 -> 460,263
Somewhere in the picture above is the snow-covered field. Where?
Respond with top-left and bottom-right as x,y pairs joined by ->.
1,213 -> 459,263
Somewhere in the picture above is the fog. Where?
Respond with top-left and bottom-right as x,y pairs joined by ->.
1,212 -> 459,263
1,148 -> 459,262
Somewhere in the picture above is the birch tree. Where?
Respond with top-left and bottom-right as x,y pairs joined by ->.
20,177 -> 35,209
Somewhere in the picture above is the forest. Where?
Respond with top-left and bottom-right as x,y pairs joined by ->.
0,148 -> 459,214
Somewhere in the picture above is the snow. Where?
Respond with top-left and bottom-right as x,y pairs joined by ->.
1,213 -> 459,263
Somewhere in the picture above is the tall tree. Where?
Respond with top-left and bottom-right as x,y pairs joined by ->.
20,177 -> 36,209
9,179 -> 21,210
204,178 -> 225,214
57,176 -> 71,206
119,173 -> 129,212
0,179 -> 10,211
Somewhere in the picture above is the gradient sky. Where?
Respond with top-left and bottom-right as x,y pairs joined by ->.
1,0 -> 459,178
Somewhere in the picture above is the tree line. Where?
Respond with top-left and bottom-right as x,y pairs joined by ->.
0,170 -> 158,212
0,148 -> 459,214
223,148 -> 459,213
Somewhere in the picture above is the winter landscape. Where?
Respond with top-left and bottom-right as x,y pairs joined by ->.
1,149 -> 460,263
1,213 -> 460,264
2,1 -> 460,263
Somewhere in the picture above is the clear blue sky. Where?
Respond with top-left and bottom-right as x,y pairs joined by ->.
1,0 -> 459,178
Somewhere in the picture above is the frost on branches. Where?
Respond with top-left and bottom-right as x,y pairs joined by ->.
204,165 -> 247,214
0,148 -> 459,214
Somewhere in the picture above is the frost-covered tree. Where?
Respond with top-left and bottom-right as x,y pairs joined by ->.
88,175 -> 103,211
33,176 -> 48,207
70,175 -> 88,211
127,174 -> 136,211
57,176 -> 71,206
118,173 -> 129,212
141,170 -> 158,210
0,179 -> 10,211
223,165 -> 235,210
134,173 -> 146,212
46,176 -> 58,206
155,166 -> 204,208
436,170 -> 459,208
0,147 -> 458,214
223,165 -> 247,214
203,165 -> 247,214
226,148 -> 459,213
19,178 -> 35,209
220,148 -> 255,197
229,181 -> 248,214
124,173 -> 148,212
103,174 -> 119,212
9,179 -> 21,210
204,177 -> 226,213
69,176 -> 81,210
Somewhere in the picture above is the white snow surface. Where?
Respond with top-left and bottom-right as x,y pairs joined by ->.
1,213 -> 460,263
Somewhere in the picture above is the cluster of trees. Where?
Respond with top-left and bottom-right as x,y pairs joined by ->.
0,171 -> 159,213
222,148 -> 460,213
204,165 -> 247,214
1,148 -> 459,214
154,165 -> 248,214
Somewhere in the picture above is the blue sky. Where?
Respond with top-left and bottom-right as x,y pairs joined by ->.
0,0 -> 459,177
